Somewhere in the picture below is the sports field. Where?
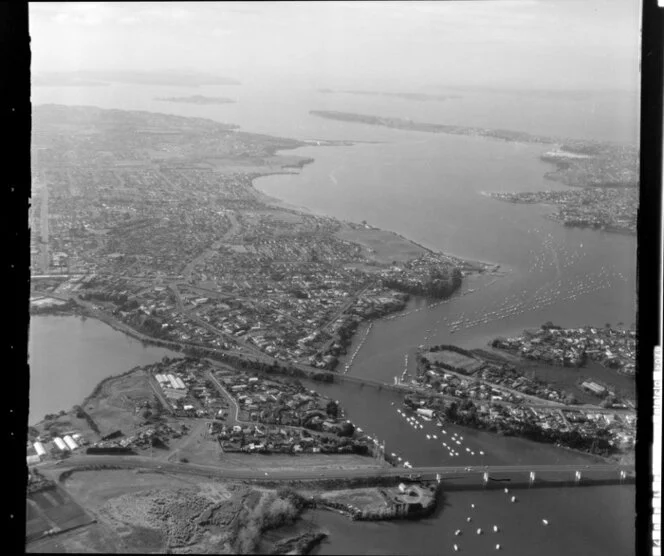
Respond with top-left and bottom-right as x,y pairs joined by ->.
424,349 -> 485,374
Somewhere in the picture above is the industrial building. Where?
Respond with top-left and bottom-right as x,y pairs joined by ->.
33,441 -> 46,457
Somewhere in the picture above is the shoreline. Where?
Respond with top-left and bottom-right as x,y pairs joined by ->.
249,168 -> 502,272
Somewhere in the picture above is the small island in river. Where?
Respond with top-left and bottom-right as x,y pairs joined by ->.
155,95 -> 236,105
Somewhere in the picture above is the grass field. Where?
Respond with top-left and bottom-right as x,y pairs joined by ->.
83,370 -> 155,437
335,226 -> 428,264
26,486 -> 94,545
217,453 -> 389,472
26,522 -> 124,553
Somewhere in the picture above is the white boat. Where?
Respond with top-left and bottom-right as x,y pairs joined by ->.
493,525 -> 499,532
471,503 -> 475,509
496,544 -> 501,551
504,488 -> 509,494
454,529 -> 462,536
433,435 -> 438,440
426,434 -> 431,440
477,528 -> 483,535
466,517 -> 472,523
542,519 -> 549,526
511,496 -> 517,503
454,545 -> 459,552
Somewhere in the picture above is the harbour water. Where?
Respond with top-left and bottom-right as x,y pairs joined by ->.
28,316 -> 178,424
309,484 -> 635,556
29,82 -> 637,553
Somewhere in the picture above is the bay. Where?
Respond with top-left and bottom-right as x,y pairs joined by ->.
28,316 -> 178,425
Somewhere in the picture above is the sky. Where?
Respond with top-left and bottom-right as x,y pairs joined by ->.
29,1 -> 641,91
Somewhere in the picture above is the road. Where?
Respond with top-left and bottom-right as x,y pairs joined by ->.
43,455 -> 634,483
206,369 -> 250,425
31,291 -> 636,418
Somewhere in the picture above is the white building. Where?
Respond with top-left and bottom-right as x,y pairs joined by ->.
63,435 -> 79,451
53,437 -> 68,451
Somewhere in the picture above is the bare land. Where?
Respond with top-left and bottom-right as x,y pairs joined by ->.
47,469 -> 327,554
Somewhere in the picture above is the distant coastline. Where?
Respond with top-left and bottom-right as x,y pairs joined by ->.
155,95 -> 236,105
318,89 -> 461,102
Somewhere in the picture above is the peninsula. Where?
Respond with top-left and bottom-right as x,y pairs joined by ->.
398,323 -> 635,460
31,104 -> 487,375
486,187 -> 638,235
26,356 -> 439,553
309,110 -> 638,189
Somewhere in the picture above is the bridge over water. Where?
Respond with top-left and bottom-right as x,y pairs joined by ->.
49,456 -> 634,491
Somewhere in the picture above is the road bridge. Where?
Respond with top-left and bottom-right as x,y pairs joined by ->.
29,295 -> 636,417
46,455 -> 634,490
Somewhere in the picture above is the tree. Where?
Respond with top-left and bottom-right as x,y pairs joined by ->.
326,400 -> 339,418
338,422 -> 355,437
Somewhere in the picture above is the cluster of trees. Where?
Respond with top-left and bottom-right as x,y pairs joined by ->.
72,404 -> 101,435
232,491 -> 305,554
382,266 -> 462,299
80,290 -> 140,311
131,314 -> 170,339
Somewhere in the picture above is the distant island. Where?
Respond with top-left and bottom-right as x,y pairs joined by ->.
309,110 -> 638,189
155,95 -> 236,105
318,89 -> 460,101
